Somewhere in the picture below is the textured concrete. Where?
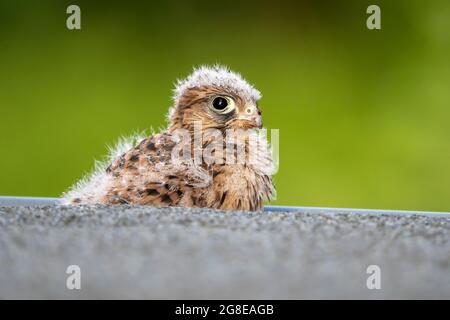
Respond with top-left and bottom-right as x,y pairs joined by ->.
0,205 -> 449,299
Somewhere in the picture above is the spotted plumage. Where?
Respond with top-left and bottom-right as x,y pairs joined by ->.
63,65 -> 276,211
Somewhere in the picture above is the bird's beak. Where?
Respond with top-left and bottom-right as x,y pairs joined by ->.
236,104 -> 263,129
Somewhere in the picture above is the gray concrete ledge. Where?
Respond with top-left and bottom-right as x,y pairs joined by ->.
0,204 -> 449,299
1,196 -> 449,217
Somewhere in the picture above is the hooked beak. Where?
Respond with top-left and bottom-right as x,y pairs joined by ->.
236,104 -> 262,129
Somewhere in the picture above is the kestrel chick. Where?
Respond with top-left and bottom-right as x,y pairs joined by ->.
63,65 -> 275,211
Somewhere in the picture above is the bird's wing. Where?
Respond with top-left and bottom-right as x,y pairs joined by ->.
104,132 -> 211,206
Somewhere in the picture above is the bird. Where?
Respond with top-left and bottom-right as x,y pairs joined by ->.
62,65 -> 276,211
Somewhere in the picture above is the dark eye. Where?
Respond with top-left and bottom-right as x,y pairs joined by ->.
212,97 -> 228,110
210,96 -> 236,114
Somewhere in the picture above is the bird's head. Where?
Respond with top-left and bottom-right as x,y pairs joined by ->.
167,65 -> 263,133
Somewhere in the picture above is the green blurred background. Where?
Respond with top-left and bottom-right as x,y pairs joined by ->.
1,0 -> 449,211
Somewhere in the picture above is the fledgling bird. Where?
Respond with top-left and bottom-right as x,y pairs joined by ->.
63,65 -> 275,211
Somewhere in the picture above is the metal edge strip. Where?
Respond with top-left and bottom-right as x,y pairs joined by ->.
0,196 -> 449,217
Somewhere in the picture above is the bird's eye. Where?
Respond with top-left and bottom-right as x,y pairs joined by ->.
210,96 -> 236,114
213,97 -> 227,110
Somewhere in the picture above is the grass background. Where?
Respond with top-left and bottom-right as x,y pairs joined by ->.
0,0 -> 449,211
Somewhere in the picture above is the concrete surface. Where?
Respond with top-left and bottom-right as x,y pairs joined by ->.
0,205 -> 449,299
3,196 -> 450,217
